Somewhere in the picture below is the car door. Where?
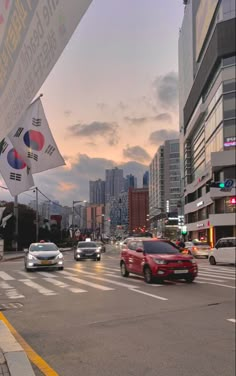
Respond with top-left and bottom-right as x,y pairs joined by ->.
126,241 -> 137,272
131,240 -> 144,274
223,239 -> 236,264
215,239 -> 227,263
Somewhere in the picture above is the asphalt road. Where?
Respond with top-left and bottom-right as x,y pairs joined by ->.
0,245 -> 235,376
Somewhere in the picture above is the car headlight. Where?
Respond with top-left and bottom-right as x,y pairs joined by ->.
76,249 -> 82,253
28,253 -> 37,260
96,249 -> 101,253
153,259 -> 167,265
190,259 -> 197,264
57,253 -> 63,259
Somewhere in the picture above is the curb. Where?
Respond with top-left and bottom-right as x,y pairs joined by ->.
0,321 -> 35,376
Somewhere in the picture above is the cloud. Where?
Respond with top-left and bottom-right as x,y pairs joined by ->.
124,116 -> 148,125
97,102 -> 108,111
153,72 -> 178,109
153,113 -> 172,123
68,121 -> 119,146
30,154 -> 148,206
123,146 -> 151,162
149,129 -> 179,145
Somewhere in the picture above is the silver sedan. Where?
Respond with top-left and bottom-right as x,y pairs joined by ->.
24,242 -> 64,271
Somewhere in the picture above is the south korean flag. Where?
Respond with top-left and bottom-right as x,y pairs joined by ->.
8,97 -> 65,174
0,137 -> 34,197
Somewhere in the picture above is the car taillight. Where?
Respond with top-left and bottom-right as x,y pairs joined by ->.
193,247 -> 197,251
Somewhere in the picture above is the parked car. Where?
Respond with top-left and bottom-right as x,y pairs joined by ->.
74,240 -> 101,261
120,238 -> 198,283
24,242 -> 64,271
96,241 -> 106,253
184,240 -> 211,258
209,237 -> 236,265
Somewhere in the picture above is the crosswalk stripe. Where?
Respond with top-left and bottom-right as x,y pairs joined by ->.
42,278 -> 87,293
16,271 -> 36,279
199,267 -> 236,275
64,276 -> 114,291
0,281 -> 24,299
198,272 -> 235,280
205,282 -> 236,289
0,271 -> 14,281
196,276 -> 225,283
19,279 -> 57,296
38,272 -> 58,278
67,268 -> 140,289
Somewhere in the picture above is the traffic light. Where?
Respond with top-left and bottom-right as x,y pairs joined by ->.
181,226 -> 187,235
207,181 -> 225,188
230,197 -> 236,204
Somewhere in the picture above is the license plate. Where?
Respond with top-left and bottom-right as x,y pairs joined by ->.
41,260 -> 51,265
174,269 -> 188,274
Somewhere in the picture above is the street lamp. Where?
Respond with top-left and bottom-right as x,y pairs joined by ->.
72,200 -> 86,239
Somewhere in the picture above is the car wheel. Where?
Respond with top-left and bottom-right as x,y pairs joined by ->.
25,266 -> 32,272
185,276 -> 195,283
120,262 -> 129,277
97,257 -> 101,261
209,256 -> 216,265
143,266 -> 153,284
58,267 -> 64,271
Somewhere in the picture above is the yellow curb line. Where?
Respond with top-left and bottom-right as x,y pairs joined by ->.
0,312 -> 59,376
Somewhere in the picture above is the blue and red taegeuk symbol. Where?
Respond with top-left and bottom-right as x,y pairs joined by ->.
7,149 -> 26,169
23,130 -> 45,151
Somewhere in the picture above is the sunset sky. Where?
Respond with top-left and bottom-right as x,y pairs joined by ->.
0,0 -> 184,207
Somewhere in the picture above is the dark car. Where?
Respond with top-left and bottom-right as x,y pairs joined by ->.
120,238 -> 198,283
74,240 -> 101,261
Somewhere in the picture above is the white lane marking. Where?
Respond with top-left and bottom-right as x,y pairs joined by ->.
64,276 -> 114,291
67,268 -> 140,289
38,272 -> 58,278
43,278 -> 87,293
0,281 -> 25,299
19,279 -> 57,296
198,272 -> 235,280
129,289 -> 168,301
96,266 -> 120,272
204,282 -> 235,289
227,319 -> 236,324
16,271 -> 36,279
0,271 -> 14,280
199,267 -> 236,275
200,266 -> 236,272
196,276 -> 225,282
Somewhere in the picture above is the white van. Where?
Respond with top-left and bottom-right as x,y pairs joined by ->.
209,237 -> 236,265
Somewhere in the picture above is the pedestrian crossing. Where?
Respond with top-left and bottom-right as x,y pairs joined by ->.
0,264 -> 235,301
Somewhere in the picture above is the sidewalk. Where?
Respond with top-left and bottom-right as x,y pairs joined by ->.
0,322 -> 35,376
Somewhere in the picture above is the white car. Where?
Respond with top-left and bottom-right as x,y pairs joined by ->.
209,237 -> 236,265
184,240 -> 211,258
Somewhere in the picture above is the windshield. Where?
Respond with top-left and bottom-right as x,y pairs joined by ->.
143,241 -> 180,255
30,243 -> 58,252
77,242 -> 97,248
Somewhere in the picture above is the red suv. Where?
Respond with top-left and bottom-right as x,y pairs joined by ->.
120,238 -> 198,283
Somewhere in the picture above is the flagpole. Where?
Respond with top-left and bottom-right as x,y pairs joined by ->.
13,196 -> 18,252
35,187 -> 39,242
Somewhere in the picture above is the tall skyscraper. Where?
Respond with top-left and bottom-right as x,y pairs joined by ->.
143,171 -> 149,188
179,0 -> 236,243
89,179 -> 105,204
105,167 -> 124,202
124,174 -> 137,192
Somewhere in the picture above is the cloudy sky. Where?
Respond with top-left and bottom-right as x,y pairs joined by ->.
0,0 -> 184,207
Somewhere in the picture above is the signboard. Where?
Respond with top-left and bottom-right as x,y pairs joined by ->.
0,0 -> 93,140
224,136 -> 236,148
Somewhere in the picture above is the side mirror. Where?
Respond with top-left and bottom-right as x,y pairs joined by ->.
136,247 -> 144,253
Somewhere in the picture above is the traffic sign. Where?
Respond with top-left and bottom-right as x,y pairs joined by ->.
224,179 -> 234,188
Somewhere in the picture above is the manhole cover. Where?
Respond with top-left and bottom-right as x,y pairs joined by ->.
0,302 -> 23,310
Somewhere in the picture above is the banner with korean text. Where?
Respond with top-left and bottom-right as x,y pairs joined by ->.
0,0 -> 93,140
